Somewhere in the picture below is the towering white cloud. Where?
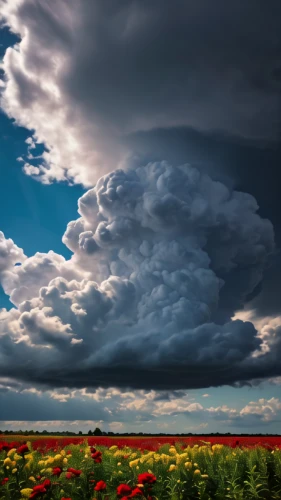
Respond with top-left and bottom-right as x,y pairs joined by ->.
0,162 -> 279,390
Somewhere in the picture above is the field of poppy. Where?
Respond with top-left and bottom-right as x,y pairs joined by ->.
1,436 -> 281,499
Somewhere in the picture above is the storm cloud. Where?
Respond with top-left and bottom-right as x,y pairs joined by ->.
0,162 -> 280,391
0,0 -> 280,185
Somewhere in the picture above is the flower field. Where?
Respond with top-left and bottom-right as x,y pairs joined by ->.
1,436 -> 281,499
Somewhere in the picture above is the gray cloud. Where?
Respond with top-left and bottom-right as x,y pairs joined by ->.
0,162 -> 279,391
1,0 -> 280,185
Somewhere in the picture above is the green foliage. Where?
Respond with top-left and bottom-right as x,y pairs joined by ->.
0,442 -> 281,499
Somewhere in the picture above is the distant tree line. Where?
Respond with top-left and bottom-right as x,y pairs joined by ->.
0,428 -> 280,437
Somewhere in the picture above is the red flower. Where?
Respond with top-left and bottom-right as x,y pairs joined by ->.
66,468 -> 82,477
61,498 -> 72,500
130,488 -> 144,497
17,444 -> 29,454
91,450 -> 102,463
67,450 -> 72,455
94,480 -> 107,491
52,467 -> 62,477
137,472 -> 157,485
29,479 -> 51,499
1,478 -> 9,485
117,484 -> 132,496
43,479 -> 51,489
0,442 -> 14,452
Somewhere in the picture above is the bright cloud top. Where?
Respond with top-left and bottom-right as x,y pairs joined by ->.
1,0 -> 280,186
0,161 -> 280,391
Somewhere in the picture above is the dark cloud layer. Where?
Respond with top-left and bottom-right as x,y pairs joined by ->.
1,0 -> 281,185
126,127 -> 281,318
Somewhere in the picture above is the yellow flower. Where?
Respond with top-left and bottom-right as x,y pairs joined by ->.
60,450 -> 66,456
201,474 -> 209,479
194,463 -> 198,467
38,460 -> 45,466
194,469 -> 201,475
185,461 -> 192,469
7,448 -> 17,457
117,462 -> 121,466
40,469 -> 45,473
28,476 -> 36,483
54,454 -> 63,462
20,489 -> 33,498
160,453 -> 170,464
12,468 -> 18,474
169,447 -> 177,455
14,453 -> 23,461
176,452 -> 187,464
168,464 -> 177,472
212,444 -> 223,452
63,458 -> 68,465
114,450 -> 125,458
4,458 -> 16,468
177,479 -> 181,483
129,459 -> 139,468
45,468 -> 53,474
118,470 -> 123,474
137,484 -> 144,488
109,445 -> 118,451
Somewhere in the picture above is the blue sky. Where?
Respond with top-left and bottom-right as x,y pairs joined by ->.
0,110 -> 85,309
0,27 -> 85,308
0,3 -> 280,434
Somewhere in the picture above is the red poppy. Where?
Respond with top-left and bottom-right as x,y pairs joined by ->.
91,450 -> 102,463
0,442 -> 13,452
29,479 -> 51,499
130,488 -> 144,497
66,468 -> 82,477
137,472 -> 157,485
94,480 -> 107,491
17,444 -> 29,454
117,484 -> 132,496
1,478 -> 9,485
52,467 -> 62,477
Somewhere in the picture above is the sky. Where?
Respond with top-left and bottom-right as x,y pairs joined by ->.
0,0 -> 280,435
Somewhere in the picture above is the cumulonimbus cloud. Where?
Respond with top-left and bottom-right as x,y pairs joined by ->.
0,162 -> 280,390
1,0 -> 280,186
